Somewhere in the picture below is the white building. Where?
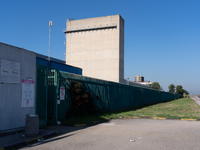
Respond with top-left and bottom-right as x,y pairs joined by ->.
0,42 -> 36,131
64,15 -> 124,83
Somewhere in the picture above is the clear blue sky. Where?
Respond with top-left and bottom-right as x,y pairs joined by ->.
1,0 -> 200,93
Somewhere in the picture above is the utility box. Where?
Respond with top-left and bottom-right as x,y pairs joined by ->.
25,115 -> 39,136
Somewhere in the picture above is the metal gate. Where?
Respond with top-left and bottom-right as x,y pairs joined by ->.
36,65 -> 57,126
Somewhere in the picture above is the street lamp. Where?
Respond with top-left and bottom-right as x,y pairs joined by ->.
48,21 -> 53,62
126,77 -> 129,85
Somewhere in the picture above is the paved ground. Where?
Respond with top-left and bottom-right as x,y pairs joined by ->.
18,119 -> 200,150
0,128 -> 58,149
190,96 -> 200,106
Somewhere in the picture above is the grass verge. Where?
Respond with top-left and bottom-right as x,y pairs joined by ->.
61,97 -> 200,125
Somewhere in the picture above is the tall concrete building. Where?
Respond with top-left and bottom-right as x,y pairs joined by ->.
64,15 -> 124,83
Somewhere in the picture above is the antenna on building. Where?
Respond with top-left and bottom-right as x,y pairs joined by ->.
48,21 -> 53,62
126,77 -> 129,85
67,18 -> 75,21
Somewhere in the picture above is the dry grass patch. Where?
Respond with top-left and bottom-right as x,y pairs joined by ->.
62,97 -> 200,125
102,97 -> 200,120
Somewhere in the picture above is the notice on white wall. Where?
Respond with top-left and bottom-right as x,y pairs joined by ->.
60,87 -> 65,100
0,59 -> 20,83
22,80 -> 35,107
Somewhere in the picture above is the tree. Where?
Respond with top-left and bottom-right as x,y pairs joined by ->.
176,85 -> 184,98
66,81 -> 96,118
152,82 -> 161,90
168,84 -> 175,93
183,89 -> 189,95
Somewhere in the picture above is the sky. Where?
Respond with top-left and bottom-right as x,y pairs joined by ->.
1,0 -> 200,93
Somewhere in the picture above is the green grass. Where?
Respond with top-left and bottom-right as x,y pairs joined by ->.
61,97 -> 200,125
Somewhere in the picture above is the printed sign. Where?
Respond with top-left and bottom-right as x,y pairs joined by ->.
0,59 -> 20,83
57,100 -> 60,104
60,87 -> 65,100
22,80 -> 35,107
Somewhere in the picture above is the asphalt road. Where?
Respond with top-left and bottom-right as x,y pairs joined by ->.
19,119 -> 200,150
190,96 -> 200,106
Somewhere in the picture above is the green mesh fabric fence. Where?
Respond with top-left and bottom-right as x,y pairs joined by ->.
57,70 -> 180,120
36,65 -> 180,124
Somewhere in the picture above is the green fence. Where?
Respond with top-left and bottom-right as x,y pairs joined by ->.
36,65 -> 47,127
36,65 -> 58,127
36,65 -> 180,126
57,71 -> 180,120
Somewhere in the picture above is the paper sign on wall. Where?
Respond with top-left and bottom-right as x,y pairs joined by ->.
0,59 -> 20,83
22,80 -> 35,107
60,87 -> 65,100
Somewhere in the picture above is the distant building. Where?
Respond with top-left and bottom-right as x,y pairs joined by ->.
138,81 -> 152,86
64,15 -> 124,83
134,75 -> 144,82
124,79 -> 151,88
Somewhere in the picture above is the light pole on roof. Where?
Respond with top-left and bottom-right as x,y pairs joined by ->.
48,21 -> 53,62
126,77 -> 129,85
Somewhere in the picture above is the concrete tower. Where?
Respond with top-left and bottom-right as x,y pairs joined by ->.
64,15 -> 124,83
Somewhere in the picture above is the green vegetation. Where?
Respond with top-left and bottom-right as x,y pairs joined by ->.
183,89 -> 189,95
168,84 -> 175,93
61,97 -> 200,125
66,81 -> 97,118
152,82 -> 161,90
175,85 -> 189,98
176,85 -> 184,97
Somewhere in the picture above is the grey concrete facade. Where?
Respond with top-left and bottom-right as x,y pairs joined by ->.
0,42 -> 36,131
64,15 -> 124,83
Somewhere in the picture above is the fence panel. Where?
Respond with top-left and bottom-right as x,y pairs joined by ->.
36,65 -> 48,127
36,65 -> 58,126
36,65 -> 181,123
56,71 -> 180,121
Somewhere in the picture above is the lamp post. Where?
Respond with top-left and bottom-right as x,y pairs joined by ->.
126,77 -> 129,85
48,21 -> 53,62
